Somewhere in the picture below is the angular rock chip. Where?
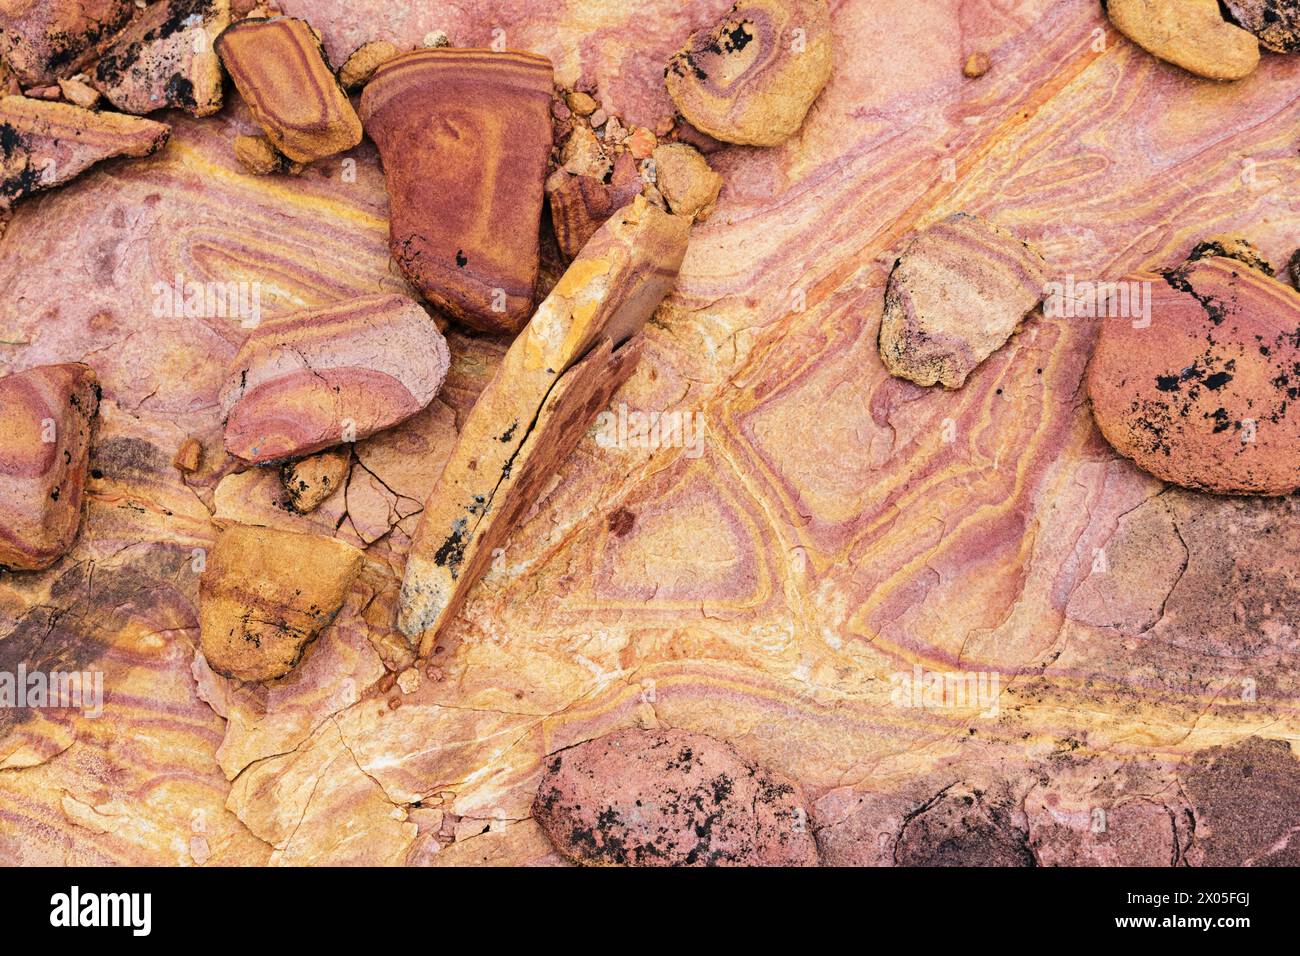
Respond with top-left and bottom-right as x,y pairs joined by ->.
878,212 -> 1047,389
652,143 -> 723,222
0,363 -> 98,570
1224,0 -> 1300,52
360,49 -> 555,335
1107,0 -> 1259,81
57,76 -> 99,109
0,95 -> 170,213
399,199 -> 690,650
92,0 -> 231,117
0,0 -> 135,87
215,15 -> 362,163
172,436 -> 202,473
280,447 -> 350,513
1187,234 -> 1273,276
199,523 -> 363,682
337,38 -> 398,90
545,152 -> 641,261
1086,256 -> 1300,495
533,728 -> 819,866
665,0 -> 833,147
220,293 -> 450,464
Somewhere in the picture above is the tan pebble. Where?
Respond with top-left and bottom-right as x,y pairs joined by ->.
963,52 -> 991,78
626,126 -> 656,159
565,90 -> 597,115
651,143 -> 723,222
339,40 -> 400,90
1107,0 -> 1259,81
58,77 -> 101,109
172,437 -> 202,473
589,107 -> 607,128
561,123 -> 611,178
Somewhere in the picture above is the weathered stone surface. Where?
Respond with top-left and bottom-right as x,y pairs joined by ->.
1179,737 -> 1300,865
893,783 -> 1035,866
1107,0 -> 1259,81
665,0 -> 833,147
0,0 -> 135,86
879,212 -> 1046,388
220,293 -> 450,463
560,124 -> 610,179
280,447 -> 350,513
199,523 -> 363,682
337,38 -> 398,90
545,152 -> 641,261
1187,234 -> 1273,275
1224,0 -> 1300,52
534,728 -> 819,866
0,363 -> 98,570
1086,256 -> 1300,495
92,0 -> 230,117
0,95 -> 170,212
232,132 -> 301,175
56,76 -> 99,109
172,436 -> 202,473
399,199 -> 690,650
651,143 -> 722,222
215,15 -> 361,163
359,48 -> 554,335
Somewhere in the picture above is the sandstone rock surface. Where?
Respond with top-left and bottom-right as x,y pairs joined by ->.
216,15 -> 362,163
0,363 -> 98,570
1107,0 -> 1260,81
1087,256 -> 1300,495
651,143 -> 722,222
534,728 -> 819,866
337,38 -> 398,90
665,0 -> 833,146
220,293 -> 450,464
0,95 -> 169,212
359,48 -> 555,335
199,523 -> 363,682
280,448 -> 350,513
1224,0 -> 1300,52
545,152 -> 642,261
879,212 -> 1046,388
0,0 -> 135,86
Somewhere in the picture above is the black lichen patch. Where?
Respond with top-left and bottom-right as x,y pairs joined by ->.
1187,238 -> 1274,277
894,786 -> 1036,867
432,517 -> 468,578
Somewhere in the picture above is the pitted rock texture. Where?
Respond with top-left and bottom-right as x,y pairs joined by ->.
1106,0 -> 1260,81
0,95 -> 170,212
1179,737 -> 1300,865
1223,0 -> 1300,52
220,293 -> 450,464
534,728 -> 819,866
665,0 -> 833,146
0,363 -> 99,570
893,784 -> 1034,866
0,0 -> 135,86
215,15 -> 362,163
359,48 -> 555,334
92,0 -> 231,117
1086,256 -> 1300,495
199,523 -> 363,682
879,212 -> 1047,388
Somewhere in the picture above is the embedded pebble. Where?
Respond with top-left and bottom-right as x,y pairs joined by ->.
651,143 -> 722,222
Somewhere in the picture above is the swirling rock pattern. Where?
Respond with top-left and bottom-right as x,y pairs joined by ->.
879,212 -> 1046,389
0,363 -> 98,570
1086,256 -> 1300,494
2,0 -> 1300,867
199,523 -> 363,682
359,49 -> 555,334
215,15 -> 362,163
0,95 -> 170,212
398,200 -> 690,650
220,293 -> 450,464
92,0 -> 231,117
0,0 -> 135,86
665,0 -> 833,146
535,728 -> 819,865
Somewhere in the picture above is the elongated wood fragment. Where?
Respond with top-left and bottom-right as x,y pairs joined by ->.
215,16 -> 362,163
398,199 -> 691,650
0,95 -> 170,212
360,48 -> 555,335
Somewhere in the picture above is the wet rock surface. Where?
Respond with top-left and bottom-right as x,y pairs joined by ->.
878,212 -> 1046,389
0,363 -> 99,570
359,48 -> 555,334
1087,256 -> 1300,495
534,728 -> 819,866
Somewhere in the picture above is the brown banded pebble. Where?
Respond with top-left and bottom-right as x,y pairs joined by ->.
878,212 -> 1047,389
1086,256 -> 1300,495
337,39 -> 398,90
280,447 -> 350,513
665,0 -> 833,147
220,293 -> 450,464
92,0 -> 230,117
359,48 -> 555,335
233,132 -> 302,175
651,143 -> 723,222
0,363 -> 99,570
199,523 -> 363,682
172,437 -> 202,473
1106,0 -> 1260,81
533,728 -> 820,866
0,0 -> 135,86
1223,0 -> 1300,52
215,15 -> 362,163
398,198 -> 691,650
545,152 -> 642,261
0,95 -> 170,213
